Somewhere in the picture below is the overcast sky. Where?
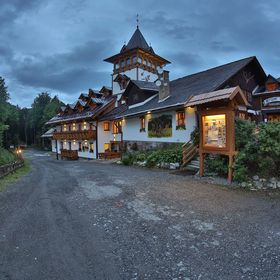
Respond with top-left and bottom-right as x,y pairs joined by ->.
1,0 -> 279,107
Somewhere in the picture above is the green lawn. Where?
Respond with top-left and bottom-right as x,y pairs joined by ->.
0,148 -> 16,165
0,160 -> 31,192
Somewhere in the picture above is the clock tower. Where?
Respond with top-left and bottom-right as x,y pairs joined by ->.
104,24 -> 170,95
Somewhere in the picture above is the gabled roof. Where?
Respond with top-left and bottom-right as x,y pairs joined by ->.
46,96 -> 116,125
266,74 -> 279,84
119,56 -> 262,117
185,86 -> 248,107
114,73 -> 130,82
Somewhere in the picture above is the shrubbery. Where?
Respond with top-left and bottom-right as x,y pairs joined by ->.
121,144 -> 183,168
204,119 -> 280,182
233,119 -> 280,182
0,148 -> 16,166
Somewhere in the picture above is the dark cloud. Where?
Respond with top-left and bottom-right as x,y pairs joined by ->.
0,0 -> 279,107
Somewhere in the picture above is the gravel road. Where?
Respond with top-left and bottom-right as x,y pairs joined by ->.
0,149 -> 280,280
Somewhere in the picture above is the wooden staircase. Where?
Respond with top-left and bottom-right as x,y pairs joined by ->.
181,140 -> 198,168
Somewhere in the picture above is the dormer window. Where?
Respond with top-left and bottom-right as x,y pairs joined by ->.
120,60 -> 125,68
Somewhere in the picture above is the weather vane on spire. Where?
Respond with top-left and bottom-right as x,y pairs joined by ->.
136,14 -> 139,29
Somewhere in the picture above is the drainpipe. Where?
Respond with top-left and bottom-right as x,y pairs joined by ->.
95,121 -> 98,159
55,139 -> 59,160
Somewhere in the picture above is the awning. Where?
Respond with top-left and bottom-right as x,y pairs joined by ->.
185,86 -> 248,107
41,128 -> 55,138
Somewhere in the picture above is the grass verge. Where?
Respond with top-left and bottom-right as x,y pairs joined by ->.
0,160 -> 31,192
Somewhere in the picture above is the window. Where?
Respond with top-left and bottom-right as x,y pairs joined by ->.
120,60 -> 125,68
140,116 -> 145,132
89,142 -> 94,153
63,124 -> 67,132
78,142 -> 82,151
115,63 -> 119,70
68,142 -> 72,150
60,141 -> 63,150
103,122 -> 110,131
83,122 -> 87,130
113,121 -> 122,134
83,141 -> 89,152
126,57 -> 130,66
238,112 -> 246,120
176,111 -> 186,130
104,143 -> 110,152
120,80 -> 127,90
137,57 -> 142,64
132,56 -> 137,64
72,123 -> 76,131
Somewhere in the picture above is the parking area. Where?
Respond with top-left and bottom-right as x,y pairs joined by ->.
0,150 -> 280,279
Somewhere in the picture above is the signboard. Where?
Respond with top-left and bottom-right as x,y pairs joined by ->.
202,114 -> 226,148
263,97 -> 280,106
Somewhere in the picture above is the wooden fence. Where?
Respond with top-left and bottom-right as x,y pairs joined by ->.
0,159 -> 24,179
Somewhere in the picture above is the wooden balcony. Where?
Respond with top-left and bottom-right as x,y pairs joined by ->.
53,129 -> 96,140
61,149 -> 78,160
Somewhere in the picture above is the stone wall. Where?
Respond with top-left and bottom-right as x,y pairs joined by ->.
240,176 -> 280,190
124,140 -> 181,152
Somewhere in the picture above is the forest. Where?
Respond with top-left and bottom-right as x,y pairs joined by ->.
0,76 -> 64,152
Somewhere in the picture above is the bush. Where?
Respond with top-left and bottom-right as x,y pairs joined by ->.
0,148 -> 16,166
121,153 -> 135,166
121,146 -> 183,168
233,120 -> 280,182
205,155 -> 228,177
190,127 -> 200,146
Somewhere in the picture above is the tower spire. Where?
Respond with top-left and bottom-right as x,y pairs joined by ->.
136,14 -> 139,29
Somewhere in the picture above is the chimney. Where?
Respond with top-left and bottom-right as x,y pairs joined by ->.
158,70 -> 170,101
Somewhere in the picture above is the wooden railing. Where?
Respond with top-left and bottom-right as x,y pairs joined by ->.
53,129 -> 96,140
61,149 -> 78,160
181,140 -> 198,167
98,152 -> 121,160
0,159 -> 24,178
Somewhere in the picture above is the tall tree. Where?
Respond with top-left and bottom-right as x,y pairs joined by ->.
0,77 -> 10,147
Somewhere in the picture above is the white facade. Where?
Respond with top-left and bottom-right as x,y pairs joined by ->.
122,107 -> 196,144
97,121 -> 122,153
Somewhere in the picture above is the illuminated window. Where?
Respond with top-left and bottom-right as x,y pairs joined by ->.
140,116 -> 145,132
202,114 -> 226,148
63,124 -> 67,131
83,141 -> 89,152
238,112 -> 246,120
72,123 -> 76,131
113,121 -> 122,134
176,111 -> 185,126
103,122 -> 110,131
104,143 -> 110,152
83,122 -> 87,130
